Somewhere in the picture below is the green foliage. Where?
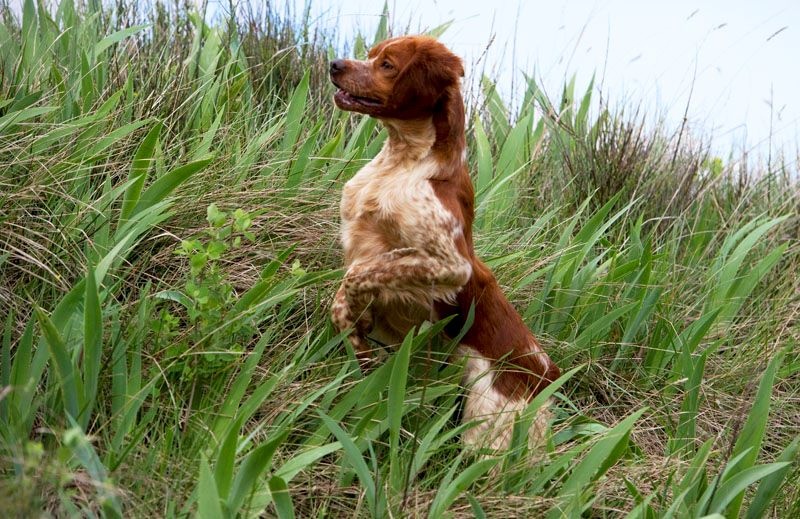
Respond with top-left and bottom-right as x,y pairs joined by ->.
1,1 -> 797,517
153,204 -> 256,381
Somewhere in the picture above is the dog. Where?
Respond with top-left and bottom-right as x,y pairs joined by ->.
329,35 -> 560,451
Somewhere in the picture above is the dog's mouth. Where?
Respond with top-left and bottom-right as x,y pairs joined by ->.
332,81 -> 382,109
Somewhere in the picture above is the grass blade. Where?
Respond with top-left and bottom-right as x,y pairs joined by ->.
428,456 -> 499,518
472,115 -> 493,194
227,429 -> 289,514
709,463 -> 790,514
1,313 -> 12,421
132,157 -> 214,217
214,415 -> 243,500
120,121 -> 162,224
198,455 -> 224,519
723,350 -> 785,517
268,476 -> 296,519
745,437 -> 800,519
549,408 -> 647,518
317,411 -> 378,514
388,330 -> 413,493
280,70 -> 309,153
669,345 -> 714,457
275,442 -> 343,482
81,264 -> 102,428
0,106 -> 58,134
35,306 -> 81,420
94,24 -> 148,55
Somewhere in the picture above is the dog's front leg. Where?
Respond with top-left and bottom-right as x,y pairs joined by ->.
331,281 -> 375,364
331,248 -> 471,364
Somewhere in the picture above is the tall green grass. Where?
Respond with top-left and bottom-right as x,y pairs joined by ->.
1,1 -> 798,517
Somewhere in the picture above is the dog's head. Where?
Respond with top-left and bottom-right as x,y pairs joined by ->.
329,35 -> 464,119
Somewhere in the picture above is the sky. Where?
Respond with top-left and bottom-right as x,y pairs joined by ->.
288,0 -> 798,161
10,0 -> 795,159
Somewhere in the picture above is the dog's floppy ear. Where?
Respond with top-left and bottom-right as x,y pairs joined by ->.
390,39 -> 463,117
424,41 -> 464,80
449,53 -> 465,78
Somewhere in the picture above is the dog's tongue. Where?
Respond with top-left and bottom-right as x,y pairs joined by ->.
335,89 -> 381,107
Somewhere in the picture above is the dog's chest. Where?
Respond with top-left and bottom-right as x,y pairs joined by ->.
339,156 -> 455,264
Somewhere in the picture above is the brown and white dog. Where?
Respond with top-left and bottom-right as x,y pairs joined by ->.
329,36 -> 560,450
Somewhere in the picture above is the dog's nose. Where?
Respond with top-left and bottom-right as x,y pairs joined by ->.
329,59 -> 345,75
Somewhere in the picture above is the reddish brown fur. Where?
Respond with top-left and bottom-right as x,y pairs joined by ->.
330,36 -> 560,403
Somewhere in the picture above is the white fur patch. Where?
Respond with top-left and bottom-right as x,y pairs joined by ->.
459,347 -> 550,451
339,121 -> 471,325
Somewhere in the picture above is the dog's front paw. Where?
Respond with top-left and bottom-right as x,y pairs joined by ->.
330,284 -> 351,333
331,284 -> 375,362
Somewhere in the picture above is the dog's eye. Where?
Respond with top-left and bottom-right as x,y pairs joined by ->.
381,60 -> 394,70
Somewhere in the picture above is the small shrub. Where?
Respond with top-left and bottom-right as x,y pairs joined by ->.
155,204 -> 256,383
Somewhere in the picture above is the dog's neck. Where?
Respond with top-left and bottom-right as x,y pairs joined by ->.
380,85 -> 466,172
381,118 -> 437,162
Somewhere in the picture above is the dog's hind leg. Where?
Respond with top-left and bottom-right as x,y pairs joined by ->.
458,346 -> 551,452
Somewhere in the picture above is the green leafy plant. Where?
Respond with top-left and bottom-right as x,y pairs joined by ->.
155,204 -> 256,382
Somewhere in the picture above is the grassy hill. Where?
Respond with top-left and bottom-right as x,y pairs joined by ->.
1,2 -> 798,517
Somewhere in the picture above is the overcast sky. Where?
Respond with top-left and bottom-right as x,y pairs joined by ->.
291,0 -> 798,161
11,0 -> 793,159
